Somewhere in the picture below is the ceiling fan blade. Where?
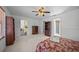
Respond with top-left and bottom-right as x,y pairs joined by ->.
32,11 -> 38,12
43,11 -> 50,13
36,14 -> 39,16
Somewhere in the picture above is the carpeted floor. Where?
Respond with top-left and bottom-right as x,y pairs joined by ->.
4,34 -> 49,52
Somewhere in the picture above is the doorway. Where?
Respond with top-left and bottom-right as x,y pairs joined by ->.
44,22 -> 51,36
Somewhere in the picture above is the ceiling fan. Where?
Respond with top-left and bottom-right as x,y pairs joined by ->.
32,7 -> 50,16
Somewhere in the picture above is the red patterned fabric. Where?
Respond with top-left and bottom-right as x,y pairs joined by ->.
36,38 -> 79,52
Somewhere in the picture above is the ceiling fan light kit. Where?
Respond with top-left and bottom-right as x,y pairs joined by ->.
32,7 -> 50,16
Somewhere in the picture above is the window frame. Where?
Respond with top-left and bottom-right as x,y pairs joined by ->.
53,18 -> 61,37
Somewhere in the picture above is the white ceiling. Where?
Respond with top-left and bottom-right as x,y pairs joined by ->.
6,6 -> 79,19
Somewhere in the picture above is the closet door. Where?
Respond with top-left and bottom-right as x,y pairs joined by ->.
6,16 -> 15,46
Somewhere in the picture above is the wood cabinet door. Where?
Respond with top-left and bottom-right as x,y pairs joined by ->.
6,16 -> 15,46
32,26 -> 38,34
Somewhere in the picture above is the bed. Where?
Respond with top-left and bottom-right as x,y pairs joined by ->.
36,37 -> 79,52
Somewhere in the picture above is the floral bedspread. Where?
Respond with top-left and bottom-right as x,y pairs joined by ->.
36,38 -> 79,52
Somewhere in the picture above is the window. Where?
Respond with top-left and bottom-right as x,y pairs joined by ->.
20,20 -> 28,35
56,21 -> 60,34
54,18 -> 61,36
21,20 -> 25,30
